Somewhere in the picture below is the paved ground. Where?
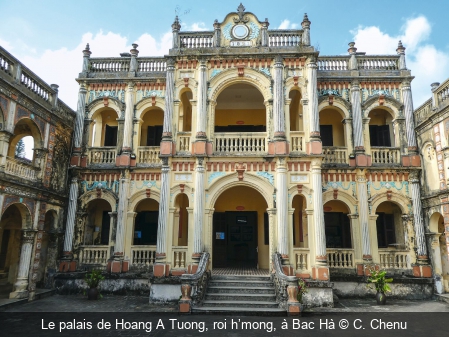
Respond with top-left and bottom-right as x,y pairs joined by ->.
2,293 -> 448,312
1,295 -> 448,337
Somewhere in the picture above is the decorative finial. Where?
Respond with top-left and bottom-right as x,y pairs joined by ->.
234,3 -> 249,23
348,42 -> 357,55
172,15 -> 181,32
83,43 -> 92,57
301,13 -> 311,29
396,40 -> 405,55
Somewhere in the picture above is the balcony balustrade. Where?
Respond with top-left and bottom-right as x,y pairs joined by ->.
327,249 -> 354,268
131,245 -> 157,267
137,146 -> 161,165
378,249 -> 409,269
79,245 -> 109,266
371,147 -> 401,165
290,131 -> 305,152
293,248 -> 309,271
5,157 -> 38,181
322,147 -> 348,164
214,132 -> 266,155
88,147 -> 117,165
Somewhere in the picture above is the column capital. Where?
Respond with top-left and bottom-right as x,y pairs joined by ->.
22,229 -> 37,244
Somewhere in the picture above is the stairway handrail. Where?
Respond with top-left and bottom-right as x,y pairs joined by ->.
180,252 -> 210,306
272,253 -> 298,309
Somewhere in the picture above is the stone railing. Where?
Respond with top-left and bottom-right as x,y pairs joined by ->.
434,78 -> 449,107
290,131 -> 305,152
179,252 -> 210,311
357,56 -> 399,70
378,249 -> 409,269
172,246 -> 188,269
371,147 -> 401,165
177,133 -> 191,153
131,245 -> 157,266
137,57 -> 167,72
322,147 -> 348,164
89,58 -> 130,72
179,31 -> 214,48
293,248 -> 309,271
5,157 -> 38,181
88,147 -> 117,165
0,51 -> 14,75
272,253 -> 299,312
317,56 -> 349,71
20,69 -> 52,102
137,146 -> 161,165
214,132 -> 266,154
268,30 -> 302,47
414,98 -> 433,125
327,249 -> 354,268
79,245 -> 109,265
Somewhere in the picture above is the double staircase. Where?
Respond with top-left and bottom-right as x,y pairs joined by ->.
192,274 -> 285,315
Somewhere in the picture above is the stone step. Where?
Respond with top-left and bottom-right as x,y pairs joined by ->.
205,292 -> 277,302
211,275 -> 271,281
209,279 -> 274,287
436,294 -> 449,304
202,300 -> 279,308
192,306 -> 285,316
207,285 -> 275,294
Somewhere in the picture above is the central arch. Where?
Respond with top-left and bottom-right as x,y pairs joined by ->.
211,185 -> 269,270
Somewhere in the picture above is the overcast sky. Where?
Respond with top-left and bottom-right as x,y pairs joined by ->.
1,0 -> 449,110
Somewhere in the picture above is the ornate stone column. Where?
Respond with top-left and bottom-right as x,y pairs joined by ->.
10,230 -> 36,299
120,82 -> 135,161
160,58 -> 175,156
193,60 -> 208,155
129,44 -> 139,73
192,158 -> 205,272
276,158 -> 289,257
307,57 -> 321,155
108,211 -> 117,258
311,159 -> 328,280
213,20 -> 221,47
62,177 -> 79,259
273,55 -> 285,138
261,19 -> 269,47
81,43 -> 91,74
409,171 -> 431,277
72,83 -> 87,166
111,173 -> 129,273
356,172 -> 372,274
267,208 -> 277,266
269,55 -> 288,155
154,159 -> 170,276
401,80 -> 421,166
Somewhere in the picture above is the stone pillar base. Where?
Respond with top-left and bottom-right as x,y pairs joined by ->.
160,140 -> 175,155
282,265 -> 294,276
306,140 -> 322,155
116,153 -> 131,166
9,290 -> 28,299
413,265 -> 432,278
268,140 -> 289,155
58,260 -> 77,272
355,153 -> 371,166
312,266 -> 329,280
179,299 -> 192,313
70,154 -> 81,166
193,140 -> 207,155
287,302 -> 302,316
154,263 -> 170,277
356,263 -> 377,276
110,260 -> 129,274
402,155 -> 421,167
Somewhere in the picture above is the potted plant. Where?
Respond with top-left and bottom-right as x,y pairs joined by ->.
84,270 -> 105,300
297,278 -> 308,303
367,268 -> 393,305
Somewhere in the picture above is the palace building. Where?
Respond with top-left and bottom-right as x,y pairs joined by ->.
0,47 -> 75,300
0,4 -> 442,312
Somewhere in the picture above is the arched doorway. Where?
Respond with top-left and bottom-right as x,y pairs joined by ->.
173,193 -> 189,246
212,186 -> 268,269
429,212 -> 449,293
35,211 -> 55,288
0,204 -> 31,298
83,199 -> 112,246
292,195 -> 307,248
133,198 -> 159,246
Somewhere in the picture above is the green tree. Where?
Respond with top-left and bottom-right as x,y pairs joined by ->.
15,139 -> 26,158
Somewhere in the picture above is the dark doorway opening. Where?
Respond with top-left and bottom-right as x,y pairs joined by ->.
104,125 -> 118,146
134,211 -> 159,245
212,211 -> 258,268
